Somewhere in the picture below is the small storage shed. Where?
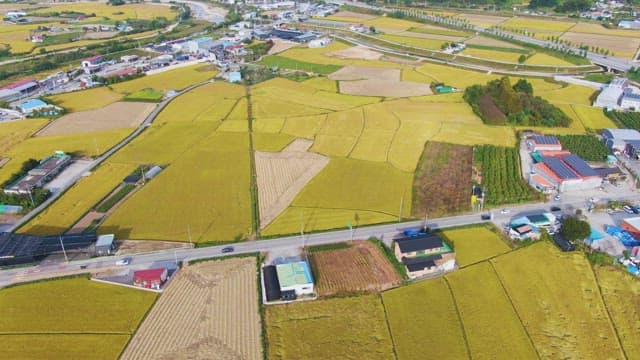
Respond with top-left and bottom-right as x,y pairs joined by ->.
95,234 -> 115,256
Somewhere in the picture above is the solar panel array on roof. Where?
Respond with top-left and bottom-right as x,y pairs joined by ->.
561,154 -> 598,177
532,135 -> 560,145
542,157 -> 579,179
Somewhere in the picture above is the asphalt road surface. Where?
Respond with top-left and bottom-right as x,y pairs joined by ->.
2,193 -> 639,288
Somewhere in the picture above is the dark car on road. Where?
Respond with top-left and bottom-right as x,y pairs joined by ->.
550,206 -> 561,212
221,246 -> 235,253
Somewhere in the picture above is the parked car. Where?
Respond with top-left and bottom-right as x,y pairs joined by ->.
554,194 -> 561,201
403,229 -> 427,237
623,205 -> 635,214
221,246 -> 235,253
550,206 -> 562,212
500,208 -> 510,214
481,214 -> 491,220
116,257 -> 131,266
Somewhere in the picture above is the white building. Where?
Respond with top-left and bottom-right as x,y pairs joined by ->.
594,78 -> 628,109
621,92 -> 640,110
308,37 -> 331,48
602,128 -> 640,152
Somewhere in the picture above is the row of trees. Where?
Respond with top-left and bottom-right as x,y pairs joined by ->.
474,145 -> 537,206
464,77 -> 572,127
557,135 -> 609,161
605,110 -> 640,130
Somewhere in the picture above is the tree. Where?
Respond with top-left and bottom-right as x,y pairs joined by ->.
513,78 -> 533,95
518,54 -> 527,63
560,216 -> 590,242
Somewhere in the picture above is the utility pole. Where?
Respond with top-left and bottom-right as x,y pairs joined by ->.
398,195 -> 404,222
59,235 -> 68,263
300,210 -> 305,249
187,224 -> 192,247
423,212 -> 429,233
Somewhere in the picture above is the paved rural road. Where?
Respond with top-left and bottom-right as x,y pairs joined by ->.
7,80 -> 214,233
2,193 -> 640,288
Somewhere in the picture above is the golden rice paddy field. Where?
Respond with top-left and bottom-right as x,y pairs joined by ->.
0,128 -> 133,185
266,295 -> 395,360
461,47 -> 522,63
446,262 -> 538,359
441,226 -> 511,267
101,131 -> 252,242
48,87 -> 123,112
523,52 -> 575,66
383,277 -> 468,359
0,276 -> 156,360
0,119 -> 48,154
492,242 -> 624,359
32,3 -> 176,20
18,162 -> 137,235
594,266 -> 640,355
110,65 -> 217,94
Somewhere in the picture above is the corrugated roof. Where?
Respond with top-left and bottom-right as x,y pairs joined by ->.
402,254 -> 442,272
531,135 -> 560,145
603,128 -> 640,141
134,268 -> 166,281
276,261 -> 313,288
542,157 -> 579,180
560,154 -> 598,178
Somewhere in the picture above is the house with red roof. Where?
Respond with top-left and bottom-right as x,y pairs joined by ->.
133,268 -> 167,290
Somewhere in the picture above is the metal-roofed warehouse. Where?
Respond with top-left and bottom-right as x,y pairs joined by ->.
530,153 -> 602,192
0,232 -> 99,266
602,128 -> 640,152
527,135 -> 562,152
262,265 -> 281,302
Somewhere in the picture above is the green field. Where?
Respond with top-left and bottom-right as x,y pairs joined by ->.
123,88 -> 164,102
442,226 -> 511,267
474,145 -> 537,206
259,55 -> 343,74
0,276 -> 156,359
266,295 -> 394,360
492,242 -> 624,359
383,278 -> 468,359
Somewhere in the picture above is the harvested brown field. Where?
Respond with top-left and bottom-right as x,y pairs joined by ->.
333,11 -> 376,19
256,139 -> 329,228
458,13 -> 509,27
329,66 -> 432,97
82,31 -> 118,40
268,39 -> 298,54
115,240 -> 193,255
309,241 -> 402,296
340,80 -> 432,97
326,46 -> 383,60
329,66 -> 400,81
412,142 -> 473,217
464,35 -> 525,49
121,257 -> 262,360
560,32 -> 640,58
37,102 -> 154,136
397,31 -> 465,42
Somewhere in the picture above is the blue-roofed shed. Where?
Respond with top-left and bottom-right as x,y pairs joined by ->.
542,157 -> 579,179
561,154 -> 599,178
229,71 -> 242,83
17,99 -> 50,114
